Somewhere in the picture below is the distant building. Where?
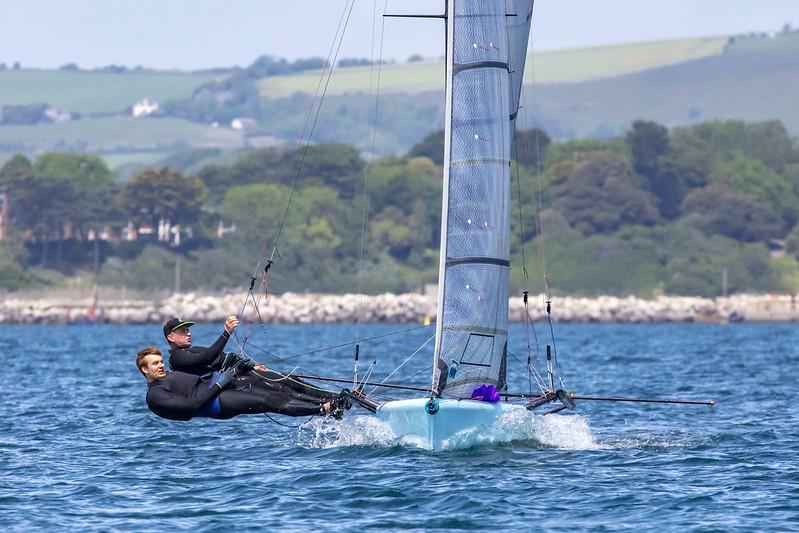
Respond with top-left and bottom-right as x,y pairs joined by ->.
231,117 -> 257,131
132,98 -> 159,117
44,107 -> 72,123
216,220 -> 236,238
768,239 -> 786,259
122,219 -> 190,247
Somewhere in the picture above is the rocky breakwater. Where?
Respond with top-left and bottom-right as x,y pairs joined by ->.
1,291 -> 798,324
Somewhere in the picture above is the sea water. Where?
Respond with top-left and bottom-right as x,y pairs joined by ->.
1,322 -> 797,530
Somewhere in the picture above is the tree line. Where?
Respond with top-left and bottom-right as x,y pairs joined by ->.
1,118 -> 798,296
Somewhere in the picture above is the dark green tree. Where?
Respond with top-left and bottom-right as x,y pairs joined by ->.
626,120 -> 682,219
119,166 -> 207,230
1,155 -> 70,266
546,151 -> 661,235
513,128 -> 551,171
34,153 -> 116,271
408,130 -> 445,165
712,151 -> 798,230
682,184 -> 783,242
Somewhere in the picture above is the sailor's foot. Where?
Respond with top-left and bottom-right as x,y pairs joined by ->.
327,389 -> 353,420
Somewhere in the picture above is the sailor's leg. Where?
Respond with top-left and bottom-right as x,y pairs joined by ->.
246,370 -> 338,402
217,389 -> 325,418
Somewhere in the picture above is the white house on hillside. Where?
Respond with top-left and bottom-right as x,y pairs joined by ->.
132,98 -> 159,117
231,117 -> 257,130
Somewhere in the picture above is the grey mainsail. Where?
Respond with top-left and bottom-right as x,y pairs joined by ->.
432,0 -> 533,398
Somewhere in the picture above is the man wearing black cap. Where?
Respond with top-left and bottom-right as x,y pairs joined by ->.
164,315 -> 242,376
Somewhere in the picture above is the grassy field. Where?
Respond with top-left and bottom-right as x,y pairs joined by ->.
99,151 -> 173,170
520,32 -> 799,139
0,70 -> 214,114
258,36 -> 728,98
0,116 -> 244,153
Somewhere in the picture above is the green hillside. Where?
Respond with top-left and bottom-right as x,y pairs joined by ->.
522,32 -> 799,139
253,32 -> 799,153
258,36 -> 727,98
1,33 -> 795,162
0,70 -> 214,114
0,117 -> 244,154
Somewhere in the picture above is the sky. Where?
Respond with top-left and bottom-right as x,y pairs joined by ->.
1,0 -> 797,70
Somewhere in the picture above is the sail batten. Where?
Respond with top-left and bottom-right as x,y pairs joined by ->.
432,0 -> 533,399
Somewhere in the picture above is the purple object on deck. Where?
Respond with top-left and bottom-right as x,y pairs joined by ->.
471,384 -> 500,403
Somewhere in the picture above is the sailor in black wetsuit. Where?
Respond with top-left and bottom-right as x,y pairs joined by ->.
138,346 -> 351,420
163,316 -> 348,414
165,316 -> 241,376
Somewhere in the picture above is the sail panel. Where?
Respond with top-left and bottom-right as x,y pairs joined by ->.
445,162 -> 509,260
439,264 -> 509,394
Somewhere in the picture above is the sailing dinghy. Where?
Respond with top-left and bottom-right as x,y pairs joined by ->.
236,0 -> 714,451
367,0 -> 711,449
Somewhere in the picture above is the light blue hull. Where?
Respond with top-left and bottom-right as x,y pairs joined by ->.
376,398 -> 522,451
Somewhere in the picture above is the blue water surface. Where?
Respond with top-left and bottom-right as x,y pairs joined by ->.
1,322 -> 797,531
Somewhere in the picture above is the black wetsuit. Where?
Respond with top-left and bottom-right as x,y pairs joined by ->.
146,371 -> 223,421
146,371 -> 332,420
168,334 -> 337,413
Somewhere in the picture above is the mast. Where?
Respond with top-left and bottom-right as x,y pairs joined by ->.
431,0 -> 456,394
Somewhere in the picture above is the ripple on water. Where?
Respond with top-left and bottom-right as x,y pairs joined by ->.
2,323 -> 798,531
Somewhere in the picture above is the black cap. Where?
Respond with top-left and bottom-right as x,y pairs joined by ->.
163,317 -> 195,338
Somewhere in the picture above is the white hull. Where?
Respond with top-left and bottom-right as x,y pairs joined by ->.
376,398 -> 522,451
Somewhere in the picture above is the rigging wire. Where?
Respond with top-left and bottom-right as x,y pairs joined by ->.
238,0 -> 353,294
367,333 -> 435,395
507,348 -> 547,394
263,413 -> 315,429
353,0 -> 389,386
505,2 -> 549,394
405,363 -> 434,383
270,0 -> 357,255
514,0 -> 567,389
232,0 -> 357,356
255,322 -> 433,365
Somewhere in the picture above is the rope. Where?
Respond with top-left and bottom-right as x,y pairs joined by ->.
355,0 -> 388,337
271,0 -> 356,253
368,333 -> 435,395
233,0 -> 360,357
508,349 -> 547,394
506,3 -> 530,283
263,412 -> 315,429
248,367 -> 341,397
262,322 -> 433,365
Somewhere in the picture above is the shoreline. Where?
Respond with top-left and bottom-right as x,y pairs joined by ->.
1,290 -> 798,324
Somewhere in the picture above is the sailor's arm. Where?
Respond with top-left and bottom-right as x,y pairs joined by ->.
203,315 -> 240,361
170,316 -> 240,369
